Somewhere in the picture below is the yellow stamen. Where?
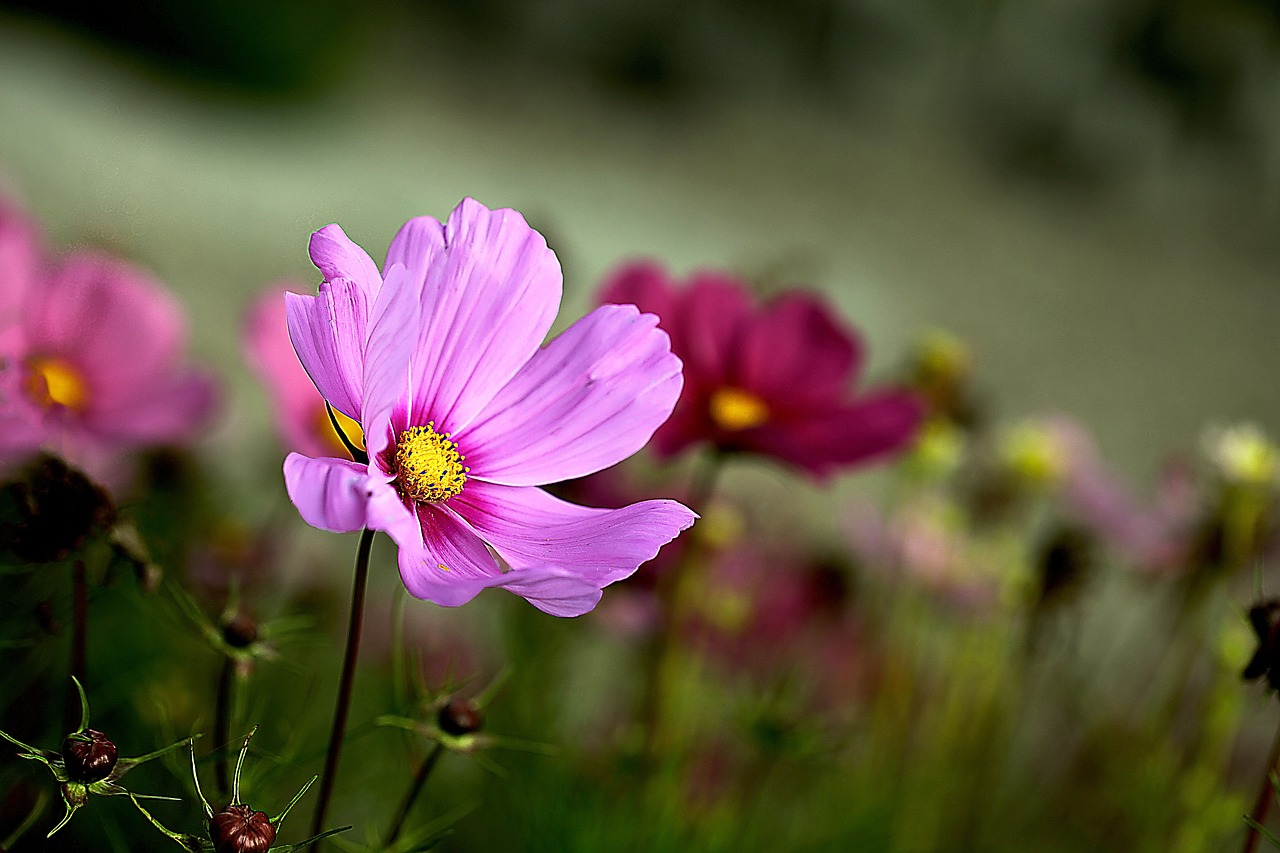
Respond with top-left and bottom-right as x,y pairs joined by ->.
395,422 -> 468,504
709,387 -> 768,432
25,356 -> 89,411
316,405 -> 366,454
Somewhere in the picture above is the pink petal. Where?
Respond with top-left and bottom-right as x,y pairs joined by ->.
244,284 -> 336,458
309,224 -> 383,301
753,391 -> 924,478
389,198 -> 562,435
672,273 -> 753,386
283,453 -> 378,533
452,480 -> 696,587
360,263 -> 420,462
89,370 -> 218,444
736,292 -> 860,407
493,568 -> 604,617
25,254 -> 187,403
0,198 -> 42,336
285,280 -> 368,422
392,504 -> 501,605
597,260 -> 678,323
459,304 -> 683,486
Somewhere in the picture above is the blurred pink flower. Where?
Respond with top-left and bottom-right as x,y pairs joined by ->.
244,284 -> 359,459
283,198 -> 696,616
0,200 -> 217,480
598,262 -> 923,478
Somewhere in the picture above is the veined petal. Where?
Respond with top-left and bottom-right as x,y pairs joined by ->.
309,224 -> 382,301
361,263 -> 420,462
285,281 -> 368,421
752,391 -> 924,478
452,481 -> 696,587
389,198 -> 562,435
391,504 -> 501,605
283,453 -> 376,533
493,568 -> 604,617
460,305 -> 683,486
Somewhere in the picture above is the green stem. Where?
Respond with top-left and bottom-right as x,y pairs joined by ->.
385,742 -> 444,845
1243,713 -> 1280,853
64,559 -> 87,733
310,527 -> 375,845
639,451 -> 724,764
214,655 -> 235,799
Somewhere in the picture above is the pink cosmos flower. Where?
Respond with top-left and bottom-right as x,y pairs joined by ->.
598,262 -> 923,478
283,199 -> 696,616
244,284 -> 361,460
0,200 -> 216,480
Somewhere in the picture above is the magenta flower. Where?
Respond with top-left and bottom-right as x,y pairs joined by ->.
244,284 -> 361,460
283,199 -> 695,616
0,200 -> 216,479
598,262 -> 923,478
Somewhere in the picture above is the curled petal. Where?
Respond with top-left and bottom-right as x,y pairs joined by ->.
283,454 -> 376,533
491,568 -> 604,617
461,305 -> 683,485
309,224 -> 383,300
285,281 -> 369,422
453,481 -> 696,587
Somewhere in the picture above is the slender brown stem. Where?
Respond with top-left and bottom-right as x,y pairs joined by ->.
385,743 -> 444,845
214,655 -> 235,798
639,451 -> 724,764
64,559 -> 88,732
310,527 -> 375,844
1244,713 -> 1280,853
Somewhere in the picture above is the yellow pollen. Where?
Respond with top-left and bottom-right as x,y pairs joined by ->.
25,357 -> 89,411
709,387 -> 768,432
395,422 -> 468,504
316,405 -> 366,455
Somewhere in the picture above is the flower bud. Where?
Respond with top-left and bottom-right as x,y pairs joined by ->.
210,804 -> 276,853
220,613 -> 259,649
437,697 -> 483,736
61,729 -> 118,783
0,453 -> 115,562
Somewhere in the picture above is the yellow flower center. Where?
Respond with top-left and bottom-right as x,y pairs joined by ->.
709,387 -> 768,432
315,405 -> 366,455
395,422 -> 468,504
24,356 -> 89,412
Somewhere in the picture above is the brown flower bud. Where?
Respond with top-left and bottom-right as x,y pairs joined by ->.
61,729 -> 118,783
220,613 -> 259,649
1,453 -> 115,563
210,804 -> 276,853
437,697 -> 483,736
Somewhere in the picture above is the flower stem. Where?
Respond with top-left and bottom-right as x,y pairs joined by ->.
214,655 -> 235,798
64,558 -> 88,732
384,742 -> 444,845
310,527 -> 375,844
640,451 -> 724,765
1243,713 -> 1280,853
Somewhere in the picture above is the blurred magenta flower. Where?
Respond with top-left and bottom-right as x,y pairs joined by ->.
244,284 -> 362,459
283,198 -> 696,616
598,262 -> 923,478
0,199 -> 217,480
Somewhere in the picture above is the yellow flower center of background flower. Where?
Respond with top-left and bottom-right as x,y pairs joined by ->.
395,422 -> 468,504
709,387 -> 768,432
24,356 -> 88,411
315,405 -> 366,455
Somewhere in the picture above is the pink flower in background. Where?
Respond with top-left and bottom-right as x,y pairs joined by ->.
598,262 -> 924,478
284,198 -> 696,616
0,200 -> 217,479
244,284 -> 361,459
